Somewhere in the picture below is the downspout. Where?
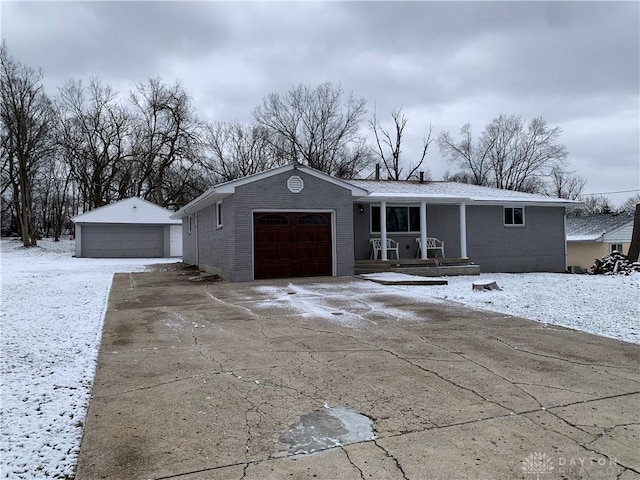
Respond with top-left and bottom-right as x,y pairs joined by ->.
195,212 -> 199,266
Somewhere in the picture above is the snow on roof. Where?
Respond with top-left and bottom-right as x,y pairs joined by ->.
173,167 -> 577,219
173,163 -> 369,218
567,234 -> 603,242
565,213 -> 633,241
72,197 -> 181,225
347,179 -> 577,205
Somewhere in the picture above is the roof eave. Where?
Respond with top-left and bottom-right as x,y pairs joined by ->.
469,199 -> 580,207
355,193 -> 578,206
173,164 -> 369,218
355,193 -> 471,204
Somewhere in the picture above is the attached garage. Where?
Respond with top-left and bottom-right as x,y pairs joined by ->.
173,164 -> 367,282
254,212 -> 333,279
73,197 -> 182,258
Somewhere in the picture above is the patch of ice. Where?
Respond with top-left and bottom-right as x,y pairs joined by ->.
278,406 -> 375,455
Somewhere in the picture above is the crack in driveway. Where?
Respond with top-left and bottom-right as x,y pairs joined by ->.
76,273 -> 640,480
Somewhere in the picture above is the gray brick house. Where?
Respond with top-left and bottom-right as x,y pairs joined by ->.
172,163 -> 576,281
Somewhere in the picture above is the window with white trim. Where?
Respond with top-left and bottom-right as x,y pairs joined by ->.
188,215 -> 192,234
504,207 -> 525,226
216,201 -> 223,228
611,244 -> 624,254
371,206 -> 421,233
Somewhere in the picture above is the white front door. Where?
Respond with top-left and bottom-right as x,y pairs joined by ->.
169,225 -> 183,257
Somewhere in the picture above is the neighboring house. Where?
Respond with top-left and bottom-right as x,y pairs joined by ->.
72,197 -> 182,258
171,163 -> 577,282
566,213 -> 634,271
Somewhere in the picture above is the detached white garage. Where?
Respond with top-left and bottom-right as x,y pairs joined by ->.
72,197 -> 182,258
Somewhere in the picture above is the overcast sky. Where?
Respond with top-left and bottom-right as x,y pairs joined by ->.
2,1 -> 639,205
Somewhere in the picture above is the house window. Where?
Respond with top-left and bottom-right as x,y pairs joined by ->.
371,206 -> 421,233
504,207 -> 525,226
611,244 -> 624,254
216,201 -> 223,228
188,215 -> 192,234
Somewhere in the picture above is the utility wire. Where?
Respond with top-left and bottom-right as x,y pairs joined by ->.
580,188 -> 639,196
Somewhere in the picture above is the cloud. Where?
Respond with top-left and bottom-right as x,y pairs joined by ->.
2,1 -> 638,203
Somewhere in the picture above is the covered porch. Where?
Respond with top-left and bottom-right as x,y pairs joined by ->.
353,198 -> 470,261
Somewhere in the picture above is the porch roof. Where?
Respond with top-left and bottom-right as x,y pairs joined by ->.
347,179 -> 580,206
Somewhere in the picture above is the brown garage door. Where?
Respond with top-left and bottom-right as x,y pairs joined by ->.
254,212 -> 332,280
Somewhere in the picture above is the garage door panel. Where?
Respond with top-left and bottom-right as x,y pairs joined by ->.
254,213 -> 332,280
81,225 -> 164,258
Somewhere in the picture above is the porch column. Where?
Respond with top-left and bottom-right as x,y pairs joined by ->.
380,200 -> 388,261
459,203 -> 468,259
420,201 -> 428,259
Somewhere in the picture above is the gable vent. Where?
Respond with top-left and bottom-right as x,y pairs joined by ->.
287,175 -> 304,194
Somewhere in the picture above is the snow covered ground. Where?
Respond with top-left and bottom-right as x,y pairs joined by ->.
363,271 -> 639,343
0,238 -> 638,478
0,238 -> 177,479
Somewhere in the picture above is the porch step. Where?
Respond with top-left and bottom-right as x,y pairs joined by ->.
355,258 -> 480,277
360,273 -> 449,286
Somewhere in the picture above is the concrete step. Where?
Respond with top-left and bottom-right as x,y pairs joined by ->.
355,263 -> 481,277
355,258 -> 479,276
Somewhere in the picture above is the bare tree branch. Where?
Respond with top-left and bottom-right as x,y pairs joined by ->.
253,82 -> 371,178
439,114 -> 569,193
1,41 -> 56,246
369,107 -> 432,181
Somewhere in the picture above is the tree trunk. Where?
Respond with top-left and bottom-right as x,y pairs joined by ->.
18,157 -> 37,247
626,204 -> 640,262
472,281 -> 502,291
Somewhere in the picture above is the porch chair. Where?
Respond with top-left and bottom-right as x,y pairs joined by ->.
415,237 -> 445,258
369,238 -> 400,260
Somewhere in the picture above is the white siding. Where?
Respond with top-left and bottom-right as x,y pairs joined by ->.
603,222 -> 633,243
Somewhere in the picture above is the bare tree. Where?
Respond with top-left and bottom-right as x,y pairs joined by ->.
439,114 -> 569,193
204,121 -> 277,182
546,165 -> 586,200
36,154 -> 72,241
57,78 -> 131,211
442,170 -> 476,184
369,107 -> 433,180
439,123 -> 491,186
1,42 -> 56,246
618,193 -> 640,214
568,194 -> 615,216
253,82 -> 371,178
130,78 -> 204,208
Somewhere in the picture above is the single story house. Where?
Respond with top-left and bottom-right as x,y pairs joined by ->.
566,213 -> 634,271
171,163 -> 577,282
72,197 -> 182,258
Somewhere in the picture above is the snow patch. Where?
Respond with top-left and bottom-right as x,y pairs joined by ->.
0,238 -> 180,479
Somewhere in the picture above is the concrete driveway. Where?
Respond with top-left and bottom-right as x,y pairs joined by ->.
76,271 -> 640,480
